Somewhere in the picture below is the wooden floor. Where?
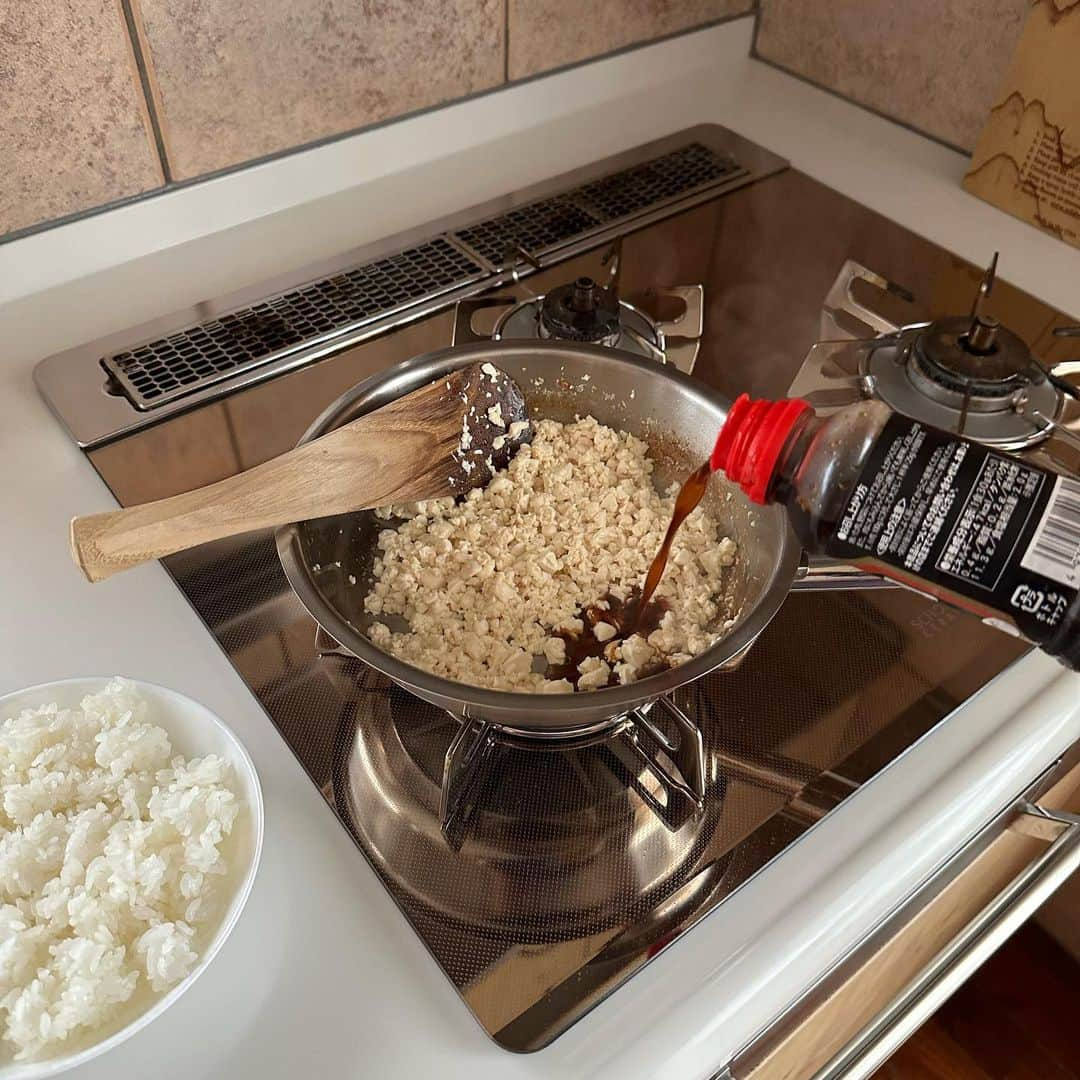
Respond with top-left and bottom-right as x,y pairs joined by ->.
872,923 -> 1080,1079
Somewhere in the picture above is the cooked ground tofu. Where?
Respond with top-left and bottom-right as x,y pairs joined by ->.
365,416 -> 738,692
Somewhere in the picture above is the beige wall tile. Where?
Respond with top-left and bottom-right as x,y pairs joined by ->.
755,0 -> 1028,152
133,0 -> 505,181
0,0 -> 163,237
509,0 -> 752,80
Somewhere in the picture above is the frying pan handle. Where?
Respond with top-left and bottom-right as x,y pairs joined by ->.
791,553 -> 900,591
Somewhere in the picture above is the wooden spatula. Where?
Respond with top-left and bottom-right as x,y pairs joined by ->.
71,362 -> 530,583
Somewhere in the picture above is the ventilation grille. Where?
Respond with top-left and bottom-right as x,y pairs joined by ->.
103,141 -> 743,411
456,197 -> 600,267
103,238 -> 484,409
577,142 -> 741,220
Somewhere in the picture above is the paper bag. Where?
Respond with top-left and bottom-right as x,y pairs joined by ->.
964,2 -> 1080,248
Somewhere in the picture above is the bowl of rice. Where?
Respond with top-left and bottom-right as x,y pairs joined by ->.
0,676 -> 263,1077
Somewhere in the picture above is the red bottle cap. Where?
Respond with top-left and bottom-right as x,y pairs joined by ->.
710,395 -> 812,503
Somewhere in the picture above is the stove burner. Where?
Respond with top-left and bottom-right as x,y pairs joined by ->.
538,276 -> 622,345
491,284 -> 666,362
451,259 -> 704,372
909,315 -> 1036,411
858,326 -> 1062,448
331,666 -> 716,939
386,681 -> 633,806
794,258 -> 1074,451
319,625 -> 706,848
435,698 -> 706,846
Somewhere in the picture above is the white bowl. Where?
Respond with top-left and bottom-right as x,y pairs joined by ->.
0,677 -> 264,1079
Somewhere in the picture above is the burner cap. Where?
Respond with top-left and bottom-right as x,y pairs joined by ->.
911,315 -> 1034,402
538,277 -> 622,344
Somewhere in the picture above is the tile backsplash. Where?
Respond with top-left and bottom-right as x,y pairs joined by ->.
133,0 -> 505,180
2,0 -> 1034,243
754,0 -> 1029,153
0,0 -> 163,236
2,0 -> 749,242
508,0 -> 751,80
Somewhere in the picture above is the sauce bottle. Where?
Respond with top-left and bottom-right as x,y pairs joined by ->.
710,395 -> 1080,670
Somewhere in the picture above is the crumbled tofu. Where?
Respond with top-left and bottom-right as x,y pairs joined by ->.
543,637 -> 567,665
481,362 -> 500,379
618,635 -> 652,669
492,575 -> 516,603
540,678 -> 574,694
716,536 -> 737,565
493,435 -> 506,450
539,551 -> 561,573
504,648 -> 533,675
487,403 -> 505,428
576,659 -> 611,691
363,416 -> 739,691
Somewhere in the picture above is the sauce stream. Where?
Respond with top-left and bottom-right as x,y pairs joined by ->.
633,460 -> 713,628
544,460 -> 714,689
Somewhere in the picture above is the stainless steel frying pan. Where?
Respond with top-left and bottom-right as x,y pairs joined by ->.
276,341 -> 830,734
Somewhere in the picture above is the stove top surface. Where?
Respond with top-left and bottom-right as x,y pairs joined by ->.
64,126 -> 1068,1050
167,543 -> 1022,1048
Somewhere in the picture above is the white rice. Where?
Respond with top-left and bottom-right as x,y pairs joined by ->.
0,677 -> 239,1060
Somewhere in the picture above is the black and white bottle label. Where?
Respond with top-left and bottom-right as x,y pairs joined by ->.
826,414 -> 1079,644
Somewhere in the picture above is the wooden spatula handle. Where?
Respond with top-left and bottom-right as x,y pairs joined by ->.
70,362 -> 529,583
71,414 -> 444,582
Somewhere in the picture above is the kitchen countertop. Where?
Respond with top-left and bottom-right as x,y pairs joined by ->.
2,15 -> 1079,1080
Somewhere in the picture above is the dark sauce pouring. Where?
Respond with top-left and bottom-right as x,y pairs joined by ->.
637,460 -> 713,620
547,460 -> 714,689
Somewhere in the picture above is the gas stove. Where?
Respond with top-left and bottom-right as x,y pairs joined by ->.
35,125 -> 1067,1052
789,257 -> 1080,471
455,267 -> 704,372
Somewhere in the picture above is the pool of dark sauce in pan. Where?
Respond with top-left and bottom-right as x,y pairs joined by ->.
547,460 -> 714,689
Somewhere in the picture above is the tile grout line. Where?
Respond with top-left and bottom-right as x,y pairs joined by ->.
0,12 -> 756,248
504,0 -> 510,82
118,0 -> 174,184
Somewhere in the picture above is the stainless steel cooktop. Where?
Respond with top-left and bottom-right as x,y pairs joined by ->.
38,125 -> 1064,1051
